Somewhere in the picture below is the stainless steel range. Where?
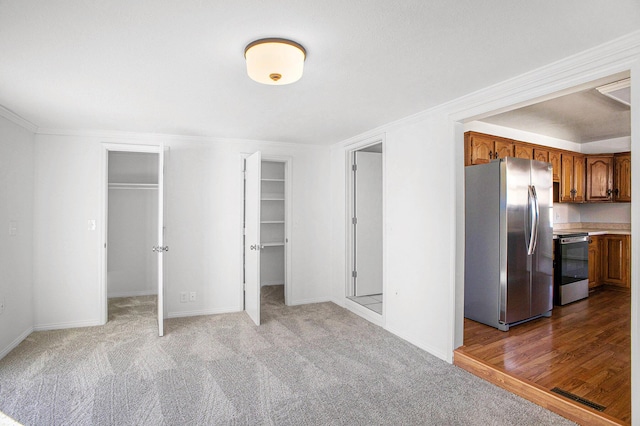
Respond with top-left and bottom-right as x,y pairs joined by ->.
554,232 -> 589,305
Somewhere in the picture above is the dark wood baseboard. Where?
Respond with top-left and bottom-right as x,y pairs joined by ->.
453,349 -> 626,426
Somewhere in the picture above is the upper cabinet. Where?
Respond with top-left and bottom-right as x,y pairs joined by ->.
614,152 -> 631,202
515,144 -> 533,160
464,132 -> 514,165
548,150 -> 561,183
464,132 -> 630,203
560,153 -> 585,203
586,155 -> 614,202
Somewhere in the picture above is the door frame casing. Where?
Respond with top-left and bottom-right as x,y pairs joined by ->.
100,143 -> 164,326
344,134 -> 386,325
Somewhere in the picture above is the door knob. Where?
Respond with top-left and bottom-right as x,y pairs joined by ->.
250,244 -> 260,251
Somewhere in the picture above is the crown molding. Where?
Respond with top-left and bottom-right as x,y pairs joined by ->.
34,127 -> 325,150
0,105 -> 38,133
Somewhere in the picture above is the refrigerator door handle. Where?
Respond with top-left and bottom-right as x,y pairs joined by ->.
527,185 -> 540,255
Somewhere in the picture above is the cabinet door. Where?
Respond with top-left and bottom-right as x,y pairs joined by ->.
494,139 -> 514,159
614,153 -> 631,202
549,150 -> 561,183
572,155 -> 586,203
602,235 -> 629,288
559,154 -> 574,202
468,133 -> 494,165
588,236 -> 601,288
515,144 -> 533,160
586,156 -> 614,202
533,149 -> 549,163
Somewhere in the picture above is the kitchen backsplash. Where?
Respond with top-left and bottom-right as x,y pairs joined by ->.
553,202 -> 631,225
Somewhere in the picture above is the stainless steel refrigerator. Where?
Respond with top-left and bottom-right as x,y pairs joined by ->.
465,157 -> 553,331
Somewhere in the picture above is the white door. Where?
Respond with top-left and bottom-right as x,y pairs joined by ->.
354,151 -> 383,296
154,148 -> 167,336
245,151 -> 261,325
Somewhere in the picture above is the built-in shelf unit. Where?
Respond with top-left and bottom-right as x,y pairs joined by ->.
260,161 -> 286,287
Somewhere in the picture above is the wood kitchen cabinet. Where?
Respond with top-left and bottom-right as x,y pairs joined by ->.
588,236 -> 602,289
515,144 -> 533,160
463,135 -> 629,200
533,148 -> 548,163
602,235 -> 630,288
586,155 -> 614,202
548,150 -> 561,183
560,154 -> 585,203
464,132 -> 514,165
614,152 -> 631,202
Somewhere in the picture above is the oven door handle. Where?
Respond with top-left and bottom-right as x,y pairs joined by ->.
527,185 -> 539,256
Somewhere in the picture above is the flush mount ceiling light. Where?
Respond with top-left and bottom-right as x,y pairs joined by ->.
244,38 -> 306,85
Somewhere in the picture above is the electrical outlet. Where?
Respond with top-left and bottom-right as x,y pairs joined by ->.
189,292 -> 196,302
180,292 -> 188,303
8,221 -> 18,236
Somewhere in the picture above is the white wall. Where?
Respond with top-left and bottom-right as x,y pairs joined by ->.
107,188 -> 158,297
331,112 -> 455,360
0,115 -> 35,357
578,203 -> 632,223
32,133 -> 331,329
552,203 -> 581,224
581,136 -> 631,154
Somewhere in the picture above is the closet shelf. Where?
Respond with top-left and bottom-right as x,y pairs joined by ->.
261,197 -> 285,201
261,220 -> 285,224
109,183 -> 158,190
261,178 -> 285,182
261,242 -> 285,247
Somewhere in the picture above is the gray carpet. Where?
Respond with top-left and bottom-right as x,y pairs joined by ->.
0,286 -> 575,425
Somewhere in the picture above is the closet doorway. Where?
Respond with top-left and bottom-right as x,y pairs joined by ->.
243,152 -> 291,326
348,142 -> 383,315
102,144 -> 167,336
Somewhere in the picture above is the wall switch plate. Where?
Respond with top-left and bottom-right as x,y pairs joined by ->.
189,292 -> 196,302
180,292 -> 188,303
88,219 -> 96,231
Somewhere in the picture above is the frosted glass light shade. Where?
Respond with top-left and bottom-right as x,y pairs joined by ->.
244,38 -> 306,85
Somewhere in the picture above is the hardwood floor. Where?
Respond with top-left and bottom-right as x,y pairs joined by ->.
454,287 -> 630,425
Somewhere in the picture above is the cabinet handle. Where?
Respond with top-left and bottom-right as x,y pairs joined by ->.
489,151 -> 493,160
607,189 -> 613,197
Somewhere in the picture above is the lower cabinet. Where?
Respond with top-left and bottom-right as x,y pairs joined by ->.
588,236 -> 602,288
602,234 -> 631,288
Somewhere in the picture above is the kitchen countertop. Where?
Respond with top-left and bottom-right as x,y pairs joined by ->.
552,223 -> 631,238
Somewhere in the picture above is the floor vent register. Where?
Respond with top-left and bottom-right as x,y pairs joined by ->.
550,387 -> 606,412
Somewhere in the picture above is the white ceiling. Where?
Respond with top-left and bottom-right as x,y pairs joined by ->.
480,76 -> 632,143
1,1 -> 639,145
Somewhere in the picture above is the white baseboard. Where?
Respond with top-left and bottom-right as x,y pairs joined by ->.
34,319 -> 103,332
0,327 -> 34,360
344,299 -> 384,327
166,306 -> 240,319
286,296 -> 331,306
108,290 -> 157,298
385,324 -> 450,363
